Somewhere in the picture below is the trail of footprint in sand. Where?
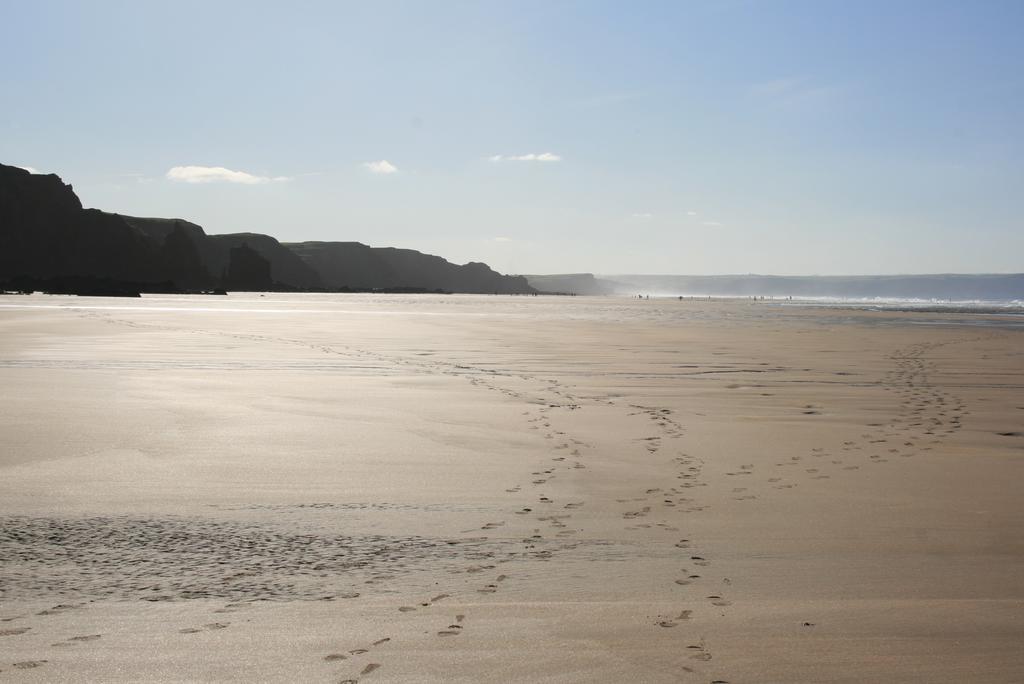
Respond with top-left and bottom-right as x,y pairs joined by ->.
728,337 -> 979,497
88,312 -> 729,680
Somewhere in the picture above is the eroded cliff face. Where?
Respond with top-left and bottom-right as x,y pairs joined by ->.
0,164 -> 162,283
284,241 -> 536,294
210,234 -> 322,290
1,162 -> 535,294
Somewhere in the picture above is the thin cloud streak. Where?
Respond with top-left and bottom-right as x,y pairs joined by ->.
166,165 -> 289,184
489,152 -> 561,162
748,76 -> 846,109
749,76 -> 806,98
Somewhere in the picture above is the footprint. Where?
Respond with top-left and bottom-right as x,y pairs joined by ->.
0,627 -> 30,637
36,603 -> 83,616
361,663 -> 381,675
13,661 -> 48,669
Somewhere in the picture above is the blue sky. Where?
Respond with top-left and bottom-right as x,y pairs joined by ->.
3,0 -> 1022,275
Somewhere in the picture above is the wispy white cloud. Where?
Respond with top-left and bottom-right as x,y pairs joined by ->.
748,76 -> 845,108
166,165 -> 289,184
488,152 -> 561,162
571,91 -> 646,108
631,212 -> 654,219
364,158 -> 399,174
493,236 -> 512,242
702,221 -> 723,227
687,210 -> 698,216
17,165 -> 41,174
749,76 -> 806,98
364,160 -> 398,175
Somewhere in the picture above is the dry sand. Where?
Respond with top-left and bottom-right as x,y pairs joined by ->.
0,293 -> 1022,683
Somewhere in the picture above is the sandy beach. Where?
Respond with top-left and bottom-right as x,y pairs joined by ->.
1,293 -> 1022,683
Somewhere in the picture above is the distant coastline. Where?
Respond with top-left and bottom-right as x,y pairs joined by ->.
0,163 -> 535,297
524,272 -> 1024,303
4,163 -> 1021,302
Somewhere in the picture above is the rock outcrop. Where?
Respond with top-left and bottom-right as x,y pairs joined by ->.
524,273 -> 619,295
1,162 -> 535,294
0,165 -> 164,285
211,234 -> 321,290
223,243 -> 273,291
286,241 -> 535,294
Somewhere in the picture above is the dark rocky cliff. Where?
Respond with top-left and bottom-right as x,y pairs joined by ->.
524,273 -> 618,295
1,163 -> 534,294
0,164 -> 164,284
286,241 -> 536,294
223,243 -> 273,291
209,233 -> 321,289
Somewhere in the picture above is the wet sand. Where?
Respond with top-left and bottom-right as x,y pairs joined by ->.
1,293 -> 1022,682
